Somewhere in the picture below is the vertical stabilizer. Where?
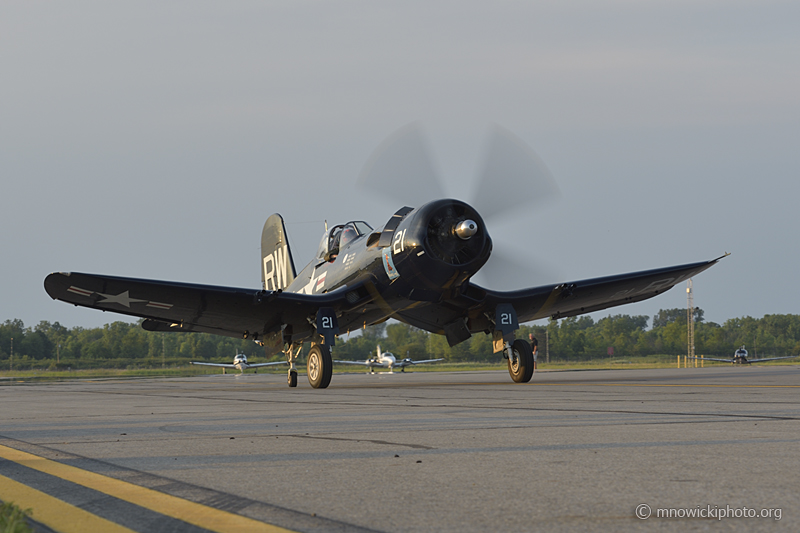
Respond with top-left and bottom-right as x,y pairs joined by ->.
261,214 -> 297,291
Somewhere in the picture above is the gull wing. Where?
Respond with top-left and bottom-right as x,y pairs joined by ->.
44,272 -> 365,344
394,256 -> 725,342
190,362 -> 237,369
746,355 -> 799,363
481,256 -> 724,324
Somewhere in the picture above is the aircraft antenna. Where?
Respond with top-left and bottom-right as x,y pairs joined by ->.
687,279 -> 695,368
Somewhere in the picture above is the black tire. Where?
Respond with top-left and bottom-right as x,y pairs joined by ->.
307,345 -> 333,389
507,339 -> 534,383
288,370 -> 298,388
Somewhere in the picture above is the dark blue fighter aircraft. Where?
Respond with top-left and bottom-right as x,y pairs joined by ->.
44,126 -> 724,389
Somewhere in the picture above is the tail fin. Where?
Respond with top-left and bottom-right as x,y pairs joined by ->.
261,214 -> 296,291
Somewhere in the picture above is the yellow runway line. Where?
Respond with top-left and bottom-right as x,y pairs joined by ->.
0,474 -> 135,533
0,444 -> 295,533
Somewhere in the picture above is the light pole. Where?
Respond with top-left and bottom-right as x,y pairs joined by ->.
9,337 -> 13,372
546,327 -> 550,364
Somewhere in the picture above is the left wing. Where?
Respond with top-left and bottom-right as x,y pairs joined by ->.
395,256 -> 725,343
248,361 -> 289,368
746,355 -> 799,363
483,256 -> 724,324
395,358 -> 444,368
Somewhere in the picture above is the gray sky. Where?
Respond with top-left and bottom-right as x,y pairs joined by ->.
2,1 -> 798,330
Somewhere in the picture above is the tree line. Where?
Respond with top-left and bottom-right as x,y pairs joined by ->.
2,309 -> 800,370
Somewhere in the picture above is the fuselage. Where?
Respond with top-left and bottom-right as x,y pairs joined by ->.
283,199 -> 492,340
232,354 -> 249,371
366,352 -> 397,371
732,348 -> 749,364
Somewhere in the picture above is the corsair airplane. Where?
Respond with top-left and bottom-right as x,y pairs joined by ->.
190,353 -> 287,373
691,346 -> 799,365
44,125 -> 725,389
334,345 -> 443,373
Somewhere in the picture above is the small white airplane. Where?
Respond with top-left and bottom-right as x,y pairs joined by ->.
190,353 -> 287,374
334,345 -> 443,373
690,345 -> 799,365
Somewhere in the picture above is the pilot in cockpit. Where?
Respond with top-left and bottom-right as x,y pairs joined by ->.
339,225 -> 358,249
327,227 -> 342,262
320,222 -> 373,263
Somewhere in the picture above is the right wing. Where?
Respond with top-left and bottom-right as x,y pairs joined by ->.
44,272 -> 369,346
689,356 -> 734,363
190,362 -> 237,369
333,360 -> 371,366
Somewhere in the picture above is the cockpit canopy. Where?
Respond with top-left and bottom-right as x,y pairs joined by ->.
735,347 -> 748,359
316,221 -> 373,261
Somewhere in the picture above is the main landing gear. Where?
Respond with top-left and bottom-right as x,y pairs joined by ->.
284,343 -> 333,388
307,344 -> 333,389
505,339 -> 535,383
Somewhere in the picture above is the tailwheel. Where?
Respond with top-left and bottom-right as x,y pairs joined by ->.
307,344 -> 333,389
507,339 -> 534,383
288,370 -> 298,387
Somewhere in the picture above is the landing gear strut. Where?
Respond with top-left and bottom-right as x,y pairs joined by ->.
506,339 -> 534,383
307,344 -> 333,389
285,344 -> 302,388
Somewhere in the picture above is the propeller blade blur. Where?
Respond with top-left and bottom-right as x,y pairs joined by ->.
356,122 -> 446,208
472,125 -> 560,221
472,247 -> 558,291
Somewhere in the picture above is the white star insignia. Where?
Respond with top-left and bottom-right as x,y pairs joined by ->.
97,290 -> 147,308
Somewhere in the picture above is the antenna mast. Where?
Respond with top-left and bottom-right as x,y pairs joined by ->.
687,279 -> 695,367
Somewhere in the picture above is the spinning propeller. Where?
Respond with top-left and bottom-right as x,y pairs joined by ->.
357,123 -> 561,289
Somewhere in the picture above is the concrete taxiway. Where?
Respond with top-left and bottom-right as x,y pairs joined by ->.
1,366 -> 799,532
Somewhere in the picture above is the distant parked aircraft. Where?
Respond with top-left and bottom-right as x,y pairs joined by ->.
691,345 -> 799,365
334,345 -> 443,373
191,353 -> 286,374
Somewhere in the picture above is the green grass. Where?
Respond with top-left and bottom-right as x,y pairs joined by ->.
1,356 -> 797,381
0,365 -> 289,381
0,502 -> 32,533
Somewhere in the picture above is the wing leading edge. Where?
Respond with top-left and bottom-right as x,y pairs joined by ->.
481,255 -> 726,324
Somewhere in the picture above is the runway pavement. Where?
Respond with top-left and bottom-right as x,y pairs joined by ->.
1,366 -> 799,532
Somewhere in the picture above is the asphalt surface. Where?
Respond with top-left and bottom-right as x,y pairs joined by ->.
1,366 -> 799,532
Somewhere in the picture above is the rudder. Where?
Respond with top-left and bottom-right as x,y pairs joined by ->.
261,214 -> 296,291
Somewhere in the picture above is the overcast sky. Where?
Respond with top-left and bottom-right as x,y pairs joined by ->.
2,1 -> 798,331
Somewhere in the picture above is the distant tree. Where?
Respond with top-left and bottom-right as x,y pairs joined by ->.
653,308 -> 704,329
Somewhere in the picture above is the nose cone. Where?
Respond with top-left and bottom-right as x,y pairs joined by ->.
455,219 -> 478,240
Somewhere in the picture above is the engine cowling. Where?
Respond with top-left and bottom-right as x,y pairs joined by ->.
384,199 -> 492,294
